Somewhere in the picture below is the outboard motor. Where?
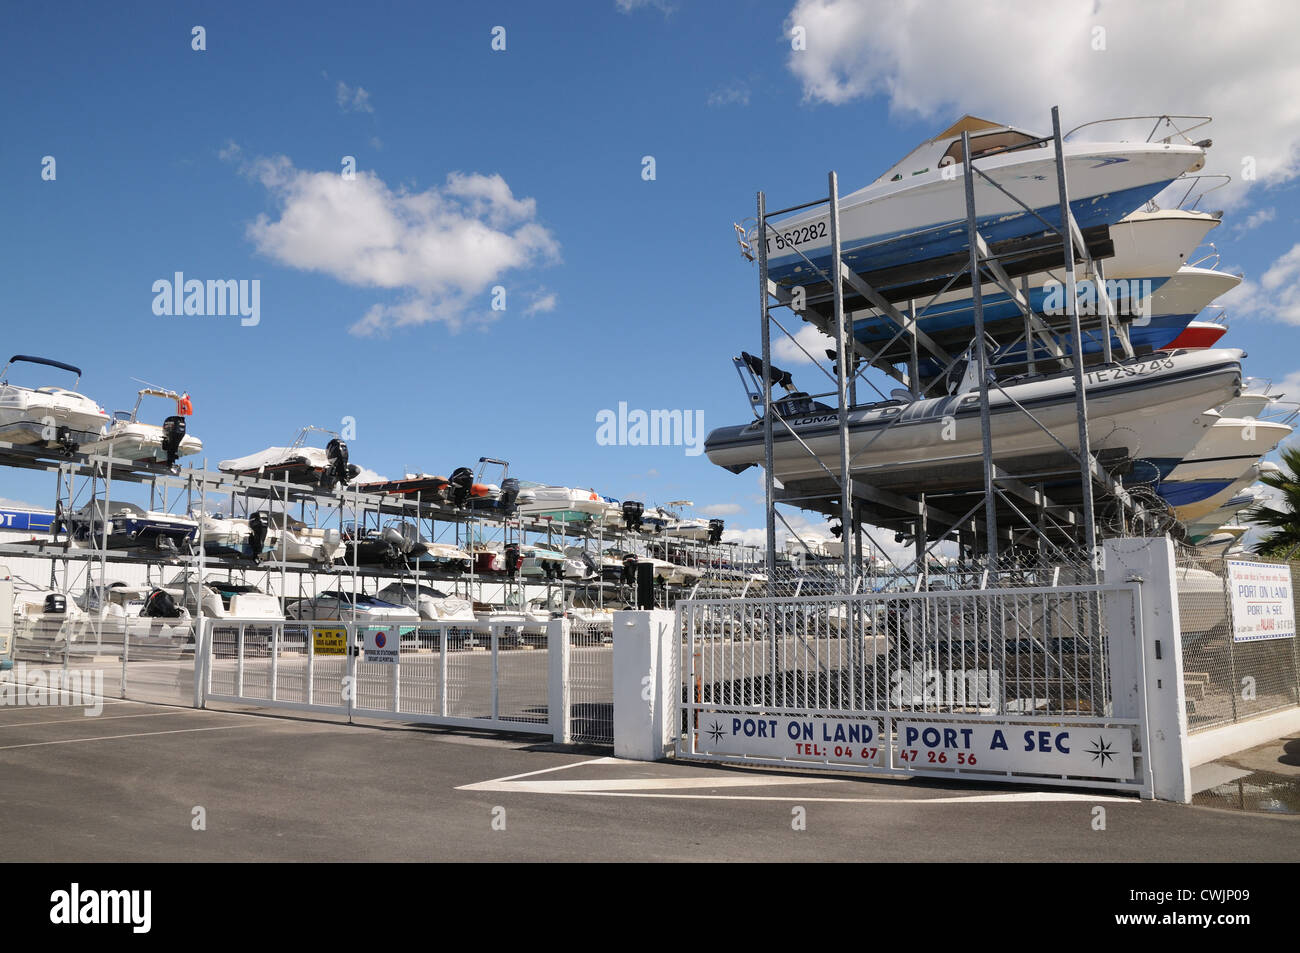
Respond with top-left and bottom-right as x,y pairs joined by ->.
707,519 -> 724,544
160,415 -> 186,467
247,511 -> 268,559
142,589 -> 182,619
325,438 -> 356,489
622,553 -> 638,585
449,467 -> 474,507
43,593 -> 67,615
499,478 -> 520,513
622,500 -> 644,532
503,543 -> 520,577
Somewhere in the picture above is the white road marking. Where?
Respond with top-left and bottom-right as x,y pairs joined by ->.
0,711 -> 205,730
459,758 -> 1133,803
0,724 -> 258,751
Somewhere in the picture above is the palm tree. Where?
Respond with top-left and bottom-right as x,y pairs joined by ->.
1248,444 -> 1300,559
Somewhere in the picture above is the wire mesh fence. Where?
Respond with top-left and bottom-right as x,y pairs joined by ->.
10,615 -> 197,707
567,618 -> 613,745
679,584 -> 1117,724
1175,546 -> 1300,732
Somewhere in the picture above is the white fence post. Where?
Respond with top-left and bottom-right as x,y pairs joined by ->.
613,609 -> 675,761
193,617 -> 206,709
549,618 -> 571,744
1103,536 -> 1189,802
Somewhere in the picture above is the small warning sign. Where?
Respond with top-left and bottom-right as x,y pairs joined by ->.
364,626 -> 400,664
313,626 -> 347,656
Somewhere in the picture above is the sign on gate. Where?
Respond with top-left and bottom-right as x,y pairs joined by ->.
313,626 -> 347,656
897,722 -> 1136,781
1226,560 -> 1296,642
363,626 -> 399,664
696,715 -> 886,766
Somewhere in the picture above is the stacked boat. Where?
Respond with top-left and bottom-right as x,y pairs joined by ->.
710,113 -> 1288,553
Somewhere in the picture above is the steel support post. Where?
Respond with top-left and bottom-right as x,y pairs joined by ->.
961,132 -> 1000,567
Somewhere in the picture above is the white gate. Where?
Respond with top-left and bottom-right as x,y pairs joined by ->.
677,583 -> 1153,796
199,618 -> 559,735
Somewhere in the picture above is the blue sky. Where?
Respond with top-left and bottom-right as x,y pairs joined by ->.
3,1 -> 1299,547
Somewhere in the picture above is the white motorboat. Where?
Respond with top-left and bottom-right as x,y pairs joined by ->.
219,426 -> 361,490
1183,476 -> 1275,541
1197,526 -> 1247,555
79,386 -> 200,466
12,588 -> 87,649
65,500 -> 198,554
284,590 -> 419,624
706,348 -> 1243,492
519,543 -> 570,579
0,355 -> 108,450
755,115 -> 1207,285
412,541 -> 473,574
375,583 -> 475,622
865,212 -> 1226,362
195,511 -> 276,560
1159,415 -> 1292,518
515,485 -> 610,521
165,572 -> 283,619
265,512 -> 344,564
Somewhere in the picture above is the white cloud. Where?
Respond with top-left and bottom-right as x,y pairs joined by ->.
336,81 -> 374,114
699,502 -> 743,516
783,0 -> 1300,206
773,323 -> 836,365
353,466 -> 387,484
523,291 -> 558,316
707,82 -> 751,107
1226,243 -> 1300,324
238,155 -> 560,335
616,0 -> 674,14
1232,206 -> 1276,235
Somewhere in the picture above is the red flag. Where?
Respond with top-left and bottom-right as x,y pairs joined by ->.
177,393 -> 193,416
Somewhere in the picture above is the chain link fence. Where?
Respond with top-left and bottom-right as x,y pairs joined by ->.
1175,545 -> 1300,732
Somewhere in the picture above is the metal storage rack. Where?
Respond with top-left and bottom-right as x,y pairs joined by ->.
737,108 -> 1213,590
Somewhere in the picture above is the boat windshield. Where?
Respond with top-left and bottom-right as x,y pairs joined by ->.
939,130 -> 1042,166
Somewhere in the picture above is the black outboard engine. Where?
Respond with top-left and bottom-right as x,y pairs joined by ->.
622,553 -> 638,585
503,543 -> 520,577
43,593 -> 67,615
622,500 -> 644,532
499,478 -> 520,513
581,552 -> 598,578
324,438 -> 357,489
247,511 -> 268,560
142,588 -> 182,619
449,467 -> 474,507
160,415 -> 186,467
707,519 -> 724,544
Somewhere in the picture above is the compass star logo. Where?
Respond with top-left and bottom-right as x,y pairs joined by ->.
706,720 -> 726,744
1088,736 -> 1116,767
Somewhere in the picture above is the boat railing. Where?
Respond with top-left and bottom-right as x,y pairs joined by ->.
1063,114 -> 1212,146
1186,241 -> 1221,271
1162,173 -> 1231,213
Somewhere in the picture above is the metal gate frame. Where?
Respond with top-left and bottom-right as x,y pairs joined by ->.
198,617 -> 560,736
676,582 -> 1153,796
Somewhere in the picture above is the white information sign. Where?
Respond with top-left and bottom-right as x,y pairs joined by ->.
363,626 -> 400,664
1226,560 -> 1296,643
897,722 -> 1135,781
696,714 -> 885,765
